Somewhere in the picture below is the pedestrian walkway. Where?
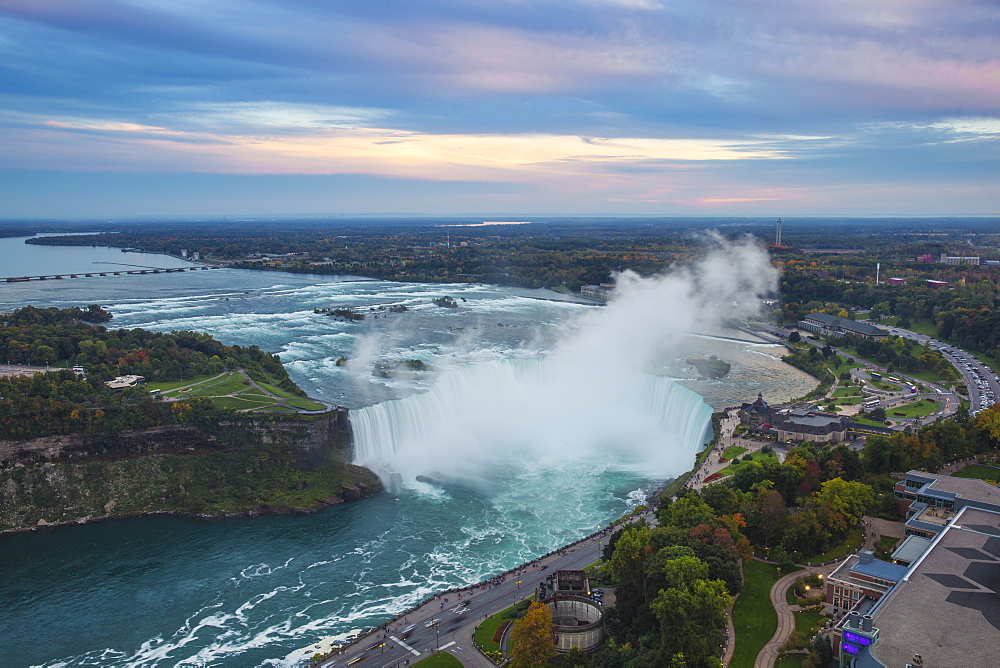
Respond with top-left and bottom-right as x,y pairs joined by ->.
755,562 -> 835,668
688,408 -> 774,491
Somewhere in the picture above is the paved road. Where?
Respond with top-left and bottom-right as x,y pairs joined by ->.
317,514 -> 649,667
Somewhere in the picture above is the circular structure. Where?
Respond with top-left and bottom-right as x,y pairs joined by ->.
543,595 -> 604,653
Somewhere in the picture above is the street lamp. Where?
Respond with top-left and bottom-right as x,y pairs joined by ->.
435,627 -> 440,651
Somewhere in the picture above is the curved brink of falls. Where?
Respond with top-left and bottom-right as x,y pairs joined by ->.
350,358 -> 713,493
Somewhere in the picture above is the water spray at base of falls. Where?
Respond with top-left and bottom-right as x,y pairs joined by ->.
350,358 -> 713,492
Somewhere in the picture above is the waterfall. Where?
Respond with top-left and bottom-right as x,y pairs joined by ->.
350,358 -> 713,492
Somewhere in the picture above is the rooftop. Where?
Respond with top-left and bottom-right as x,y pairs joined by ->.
802,312 -> 885,337
828,554 -> 899,596
905,470 -> 1000,507
869,507 -> 1000,668
891,535 -> 933,565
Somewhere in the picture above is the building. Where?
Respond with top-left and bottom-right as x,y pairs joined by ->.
925,279 -> 949,289
739,393 -> 774,427
538,570 -> 605,653
797,312 -> 885,340
825,550 -> 908,618
580,284 -> 615,301
939,254 -> 980,265
885,277 -> 906,286
775,408 -> 852,443
887,535 -> 932,567
893,469 -> 1000,539
105,374 -> 145,390
835,506 -> 1000,667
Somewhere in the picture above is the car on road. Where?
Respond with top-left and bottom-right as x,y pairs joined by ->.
425,619 -> 439,628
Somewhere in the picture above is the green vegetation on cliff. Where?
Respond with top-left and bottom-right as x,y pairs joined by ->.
0,305 -> 306,440
0,306 -> 382,533
0,442 -> 380,532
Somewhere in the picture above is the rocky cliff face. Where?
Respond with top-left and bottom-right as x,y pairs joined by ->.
0,409 -> 355,468
0,410 -> 381,533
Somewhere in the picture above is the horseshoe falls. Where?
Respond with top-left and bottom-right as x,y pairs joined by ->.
351,358 -> 714,492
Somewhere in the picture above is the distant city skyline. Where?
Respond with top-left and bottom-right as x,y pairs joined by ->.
1,1 -> 998,218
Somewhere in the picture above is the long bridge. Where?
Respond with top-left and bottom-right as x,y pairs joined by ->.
2,264 -> 225,282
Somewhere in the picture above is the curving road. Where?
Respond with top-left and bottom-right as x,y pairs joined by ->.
316,513 -> 652,667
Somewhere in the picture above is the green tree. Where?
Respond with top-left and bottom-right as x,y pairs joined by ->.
510,601 -> 556,668
817,478 -> 875,525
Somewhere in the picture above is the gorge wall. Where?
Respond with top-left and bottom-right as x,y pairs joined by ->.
0,410 -> 380,533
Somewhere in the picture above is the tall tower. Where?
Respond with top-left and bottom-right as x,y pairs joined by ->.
774,218 -> 783,247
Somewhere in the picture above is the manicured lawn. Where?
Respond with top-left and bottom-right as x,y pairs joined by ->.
474,600 -> 528,654
775,653 -> 808,667
832,386 -> 863,399
951,463 -> 1000,483
212,396 -> 275,411
793,607 -> 824,636
719,450 -> 779,476
147,373 -> 219,392
887,398 -> 939,419
184,372 -> 250,397
851,416 -> 885,427
723,445 -> 747,460
414,652 -> 463,667
802,528 -> 861,565
730,560 -> 789,668
257,380 -> 302,400
899,318 -> 937,337
286,399 -> 328,410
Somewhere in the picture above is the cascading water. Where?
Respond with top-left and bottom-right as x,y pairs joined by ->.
350,358 -> 713,492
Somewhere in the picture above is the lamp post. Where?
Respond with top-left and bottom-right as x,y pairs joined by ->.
435,627 -> 439,651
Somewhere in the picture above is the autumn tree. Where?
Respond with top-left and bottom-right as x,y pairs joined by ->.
510,601 -> 556,668
817,478 -> 875,526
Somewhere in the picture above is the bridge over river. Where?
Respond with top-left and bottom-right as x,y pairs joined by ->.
2,263 -> 226,282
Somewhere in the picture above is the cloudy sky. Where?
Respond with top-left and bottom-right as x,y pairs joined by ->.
1,0 -> 998,218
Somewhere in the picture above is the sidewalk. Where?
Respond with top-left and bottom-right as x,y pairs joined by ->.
688,408 -> 774,491
755,562 -> 836,668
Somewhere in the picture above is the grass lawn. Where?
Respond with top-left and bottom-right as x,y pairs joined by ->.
474,599 -> 533,655
257,380 -> 303,400
951,463 -> 1000,483
825,355 -> 860,377
899,318 -> 937,337
730,560 -> 790,668
887,398 -> 939,419
414,652 -> 463,667
832,386 -> 863,399
212,396 -> 276,411
803,528 -> 861,565
723,445 -> 747,460
718,450 -> 779,476
183,372 -> 250,397
775,654 -> 808,668
851,416 -> 886,427
147,373 -> 220,393
286,399 -> 328,410
793,607 -> 824,636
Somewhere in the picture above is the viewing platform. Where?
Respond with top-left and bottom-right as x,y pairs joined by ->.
2,264 -> 225,282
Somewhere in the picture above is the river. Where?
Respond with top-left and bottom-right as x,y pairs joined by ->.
0,235 -> 814,667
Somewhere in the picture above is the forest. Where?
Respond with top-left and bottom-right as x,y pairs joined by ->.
0,306 -> 302,440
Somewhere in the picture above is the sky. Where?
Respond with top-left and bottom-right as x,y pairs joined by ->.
1,0 -> 998,218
